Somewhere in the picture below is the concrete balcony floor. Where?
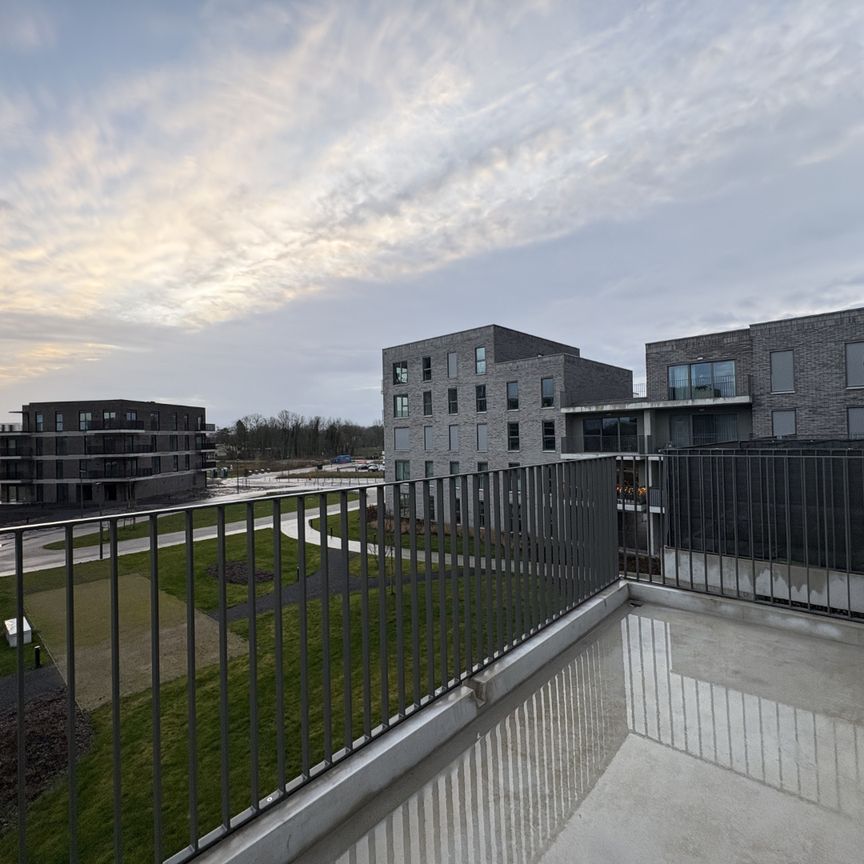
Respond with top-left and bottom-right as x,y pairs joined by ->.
299,602 -> 864,864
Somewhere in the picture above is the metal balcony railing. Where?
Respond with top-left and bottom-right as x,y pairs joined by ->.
0,446 -> 32,459
76,419 -> 147,432
665,373 -> 750,401
6,459 -> 619,864
562,434 -> 658,455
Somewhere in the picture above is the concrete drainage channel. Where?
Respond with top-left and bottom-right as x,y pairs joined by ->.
197,579 -> 864,864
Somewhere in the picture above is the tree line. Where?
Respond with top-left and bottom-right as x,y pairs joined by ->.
216,412 -> 384,460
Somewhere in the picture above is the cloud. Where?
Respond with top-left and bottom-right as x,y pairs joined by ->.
0,2 -> 56,52
1,0 -> 863,388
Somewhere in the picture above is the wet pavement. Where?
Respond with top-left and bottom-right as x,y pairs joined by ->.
297,603 -> 864,864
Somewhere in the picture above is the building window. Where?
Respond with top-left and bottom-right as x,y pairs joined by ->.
425,460 -> 435,478
393,361 -> 408,384
668,361 -> 736,400
447,352 -> 458,378
507,422 -> 520,451
170,413 -> 178,431
542,420 -> 556,451
427,492 -> 436,521
170,434 -> 178,451
184,454 -> 191,470
55,461 -> 64,480
393,460 -> 410,481
449,425 -> 460,450
184,434 -> 190,450
541,377 -> 555,408
770,350 -> 795,393
35,412 -> 44,432
849,407 -> 864,438
394,427 -> 410,451
583,416 -> 638,452
183,414 -> 189,431
150,411 -> 160,431
424,425 -> 433,451
423,390 -> 432,416
173,455 -> 180,471
692,414 -> 738,446
393,394 -> 409,418
153,456 -> 161,474
126,409 -> 137,423
475,346 -> 486,375
55,412 -> 64,432
422,356 -> 432,381
448,388 -> 458,414
57,484 -> 68,504
506,381 -> 519,410
846,342 -> 864,388
454,497 -> 462,525
475,384 -> 487,412
79,411 -> 92,431
449,461 -> 460,475
477,461 -> 488,472
476,423 -> 488,452
772,410 -> 796,438
103,410 -> 116,426
35,438 -> 43,456
56,438 -> 67,456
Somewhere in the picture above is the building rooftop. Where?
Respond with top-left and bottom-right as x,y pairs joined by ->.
300,602 -> 864,864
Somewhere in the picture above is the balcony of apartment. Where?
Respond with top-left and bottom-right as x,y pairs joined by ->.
76,418 -> 148,432
2,457 -> 862,864
0,463 -> 34,482
0,445 -> 32,460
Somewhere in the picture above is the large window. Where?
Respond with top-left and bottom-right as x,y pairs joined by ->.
668,360 -> 736,400
475,346 -> 486,375
79,411 -> 92,431
55,412 -> 64,432
393,361 -> 408,384
35,412 -> 43,432
395,460 -> 410,481
425,460 -> 435,478
542,420 -> 556,451
447,352 -> 458,378
422,391 -> 432,416
583,415 -> 639,452
394,427 -> 410,450
475,384 -> 487,412
449,425 -> 459,450
772,410 -> 796,438
448,388 -> 458,414
541,377 -> 555,408
506,381 -> 519,410
476,423 -> 488,452
848,407 -> 864,438
393,394 -> 409,418
770,350 -> 794,393
847,342 -> 864,388
423,425 -> 433,451
507,422 -> 520,451
422,356 -> 432,381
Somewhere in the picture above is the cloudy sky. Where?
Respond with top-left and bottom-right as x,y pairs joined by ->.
2,0 -> 863,426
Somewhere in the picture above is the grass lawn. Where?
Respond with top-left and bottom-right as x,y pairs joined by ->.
1,547 -> 578,863
42,492 -> 354,551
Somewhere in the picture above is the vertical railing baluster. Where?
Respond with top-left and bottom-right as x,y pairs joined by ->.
394,484 -> 406,717
491,471 -> 503,654
358,488 -> 371,738
376,486 -> 389,726
272,499 -> 285,791
64,525 -> 78,862
149,515 -> 162,862
423,480 -> 435,699
216,506 -> 231,828
471,474 -> 482,664
340,490 -> 353,749
297,498 -> 310,778
246,504 -> 259,807
461,474 -> 471,672
183,512 -> 198,850
409,483 -> 420,707
483,472 -> 493,658
449,476 -> 460,676
436,477 -> 447,683
15,531 -> 26,864
319,492 -> 332,762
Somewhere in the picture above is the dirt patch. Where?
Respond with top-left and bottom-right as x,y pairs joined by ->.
205,560 -> 274,584
0,692 -> 93,833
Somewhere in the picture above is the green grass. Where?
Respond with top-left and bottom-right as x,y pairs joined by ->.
43,493 -> 353,551
1,551 -> 575,863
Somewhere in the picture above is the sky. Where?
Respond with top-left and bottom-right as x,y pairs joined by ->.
1,0 -> 863,427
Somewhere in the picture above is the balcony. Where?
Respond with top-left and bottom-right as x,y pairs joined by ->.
562,434 -> 659,455
3,456 -> 863,863
76,418 -> 147,432
0,446 -> 32,459
665,372 -> 751,401
0,464 -> 33,481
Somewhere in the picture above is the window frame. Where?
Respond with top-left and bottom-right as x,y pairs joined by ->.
448,424 -> 459,451
422,356 -> 432,381
507,421 -> 520,451
447,352 -> 459,378
770,349 -> 795,394
771,409 -> 797,438
448,387 -> 458,414
423,425 -> 433,451
394,427 -> 411,451
476,423 -> 488,452
395,460 -> 410,481
848,407 -> 864,439
475,346 -> 486,375
541,377 -> 555,408
393,394 -> 409,418
846,342 -> 864,389
422,390 -> 432,416
541,420 -> 556,451
506,381 -> 519,410
392,360 -> 408,385
475,384 -> 487,413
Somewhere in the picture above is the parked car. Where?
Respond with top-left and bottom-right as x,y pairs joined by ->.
331,454 -> 352,464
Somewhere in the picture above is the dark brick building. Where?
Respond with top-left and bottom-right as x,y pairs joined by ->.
0,399 -> 216,509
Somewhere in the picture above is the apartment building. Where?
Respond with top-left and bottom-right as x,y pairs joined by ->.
382,325 -> 632,518
0,399 -> 216,509
560,305 -> 864,553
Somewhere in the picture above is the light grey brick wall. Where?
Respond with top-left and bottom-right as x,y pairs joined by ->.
645,329 -> 753,400
749,308 -> 864,438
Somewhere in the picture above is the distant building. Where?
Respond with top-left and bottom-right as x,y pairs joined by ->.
561,305 -> 864,553
382,325 -> 633,519
0,399 -> 216,509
